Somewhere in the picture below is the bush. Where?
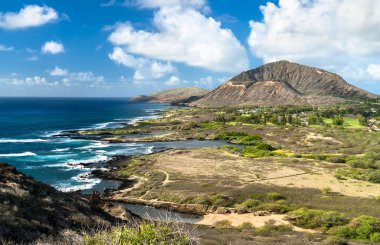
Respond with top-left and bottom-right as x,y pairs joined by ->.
242,146 -> 277,158
266,192 -> 285,201
329,226 -> 354,238
351,215 -> 380,240
84,222 -> 193,245
370,232 -> 380,242
238,199 -> 262,208
253,224 -> 293,236
255,203 -> 290,214
214,131 -> 248,140
287,209 -> 349,230
214,220 -> 233,229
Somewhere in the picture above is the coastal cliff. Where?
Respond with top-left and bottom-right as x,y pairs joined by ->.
0,163 -> 116,243
132,87 -> 209,104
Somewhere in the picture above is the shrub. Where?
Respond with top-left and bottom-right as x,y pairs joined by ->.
84,222 -> 193,245
214,131 -> 248,140
242,146 -> 277,158
370,232 -> 380,242
238,199 -> 262,208
255,203 -> 290,214
329,226 -> 354,238
287,209 -> 349,230
214,220 -> 233,229
237,135 -> 262,145
350,215 -> 380,240
266,192 -> 285,201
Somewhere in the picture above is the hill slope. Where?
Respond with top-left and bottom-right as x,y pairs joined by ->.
0,163 -> 116,243
191,61 -> 377,107
132,87 -> 209,104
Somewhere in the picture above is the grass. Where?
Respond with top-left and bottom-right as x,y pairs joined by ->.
323,117 -> 366,129
83,221 -> 197,245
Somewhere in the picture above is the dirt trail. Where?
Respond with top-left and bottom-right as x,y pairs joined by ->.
197,213 -> 315,233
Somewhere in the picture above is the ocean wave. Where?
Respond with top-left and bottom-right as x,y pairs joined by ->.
51,148 -> 70,152
56,177 -> 101,192
144,146 -> 154,154
0,138 -> 47,143
0,152 -> 37,157
75,142 -> 110,150
66,155 -> 109,166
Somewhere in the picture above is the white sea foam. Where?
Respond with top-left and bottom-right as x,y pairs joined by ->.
0,138 -> 47,143
0,152 -> 37,157
56,177 -> 102,192
76,142 -> 110,150
51,148 -> 70,152
144,146 -> 154,154
66,155 -> 109,165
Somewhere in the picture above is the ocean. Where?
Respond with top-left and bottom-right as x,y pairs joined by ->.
0,97 -> 169,192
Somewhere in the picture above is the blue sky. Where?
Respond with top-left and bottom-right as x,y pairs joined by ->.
0,0 -> 379,97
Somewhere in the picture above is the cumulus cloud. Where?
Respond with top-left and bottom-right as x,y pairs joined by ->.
109,47 -> 176,80
248,0 -> 380,83
164,75 -> 181,86
0,5 -> 58,30
50,66 -> 69,76
367,64 -> 380,80
41,41 -> 65,54
0,44 -> 14,51
108,4 -> 248,73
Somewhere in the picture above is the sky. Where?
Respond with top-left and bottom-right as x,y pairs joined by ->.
0,0 -> 379,97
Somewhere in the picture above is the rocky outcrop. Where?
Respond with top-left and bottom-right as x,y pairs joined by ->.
132,87 -> 209,104
0,163 -> 117,243
191,60 -> 378,107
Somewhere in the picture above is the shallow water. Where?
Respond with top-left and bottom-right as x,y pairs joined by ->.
119,203 -> 202,223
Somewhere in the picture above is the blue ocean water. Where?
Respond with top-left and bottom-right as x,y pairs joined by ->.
0,97 -> 168,192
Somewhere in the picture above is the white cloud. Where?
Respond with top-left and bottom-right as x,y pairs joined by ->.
248,0 -> 380,84
50,66 -> 68,76
66,72 -> 105,83
0,5 -> 58,30
109,47 -> 176,80
136,0 -> 206,9
0,44 -> 14,51
164,75 -> 181,86
41,41 -> 65,54
367,64 -> 380,80
0,76 -> 57,87
108,5 -> 248,73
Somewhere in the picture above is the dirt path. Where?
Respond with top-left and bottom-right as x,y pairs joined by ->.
197,213 -> 315,233
112,175 -> 146,198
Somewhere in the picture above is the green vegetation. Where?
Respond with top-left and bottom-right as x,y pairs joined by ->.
329,216 -> 380,242
216,131 -> 278,158
288,209 -> 380,242
84,222 -> 194,245
288,208 -> 349,230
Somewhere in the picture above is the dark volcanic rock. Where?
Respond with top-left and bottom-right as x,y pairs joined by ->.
0,163 -> 117,243
191,60 -> 378,107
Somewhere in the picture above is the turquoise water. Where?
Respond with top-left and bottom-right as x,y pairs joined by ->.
0,97 -> 168,192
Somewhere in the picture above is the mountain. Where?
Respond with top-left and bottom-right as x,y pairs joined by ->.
132,87 -> 209,104
0,163 -> 116,243
191,61 -> 378,107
